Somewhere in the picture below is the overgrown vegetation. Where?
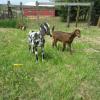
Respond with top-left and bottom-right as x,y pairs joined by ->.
0,17 -> 100,100
55,0 -> 100,25
0,17 -> 27,28
0,19 -> 18,28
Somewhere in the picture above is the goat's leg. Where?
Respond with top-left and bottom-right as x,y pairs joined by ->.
35,47 -> 38,63
52,39 -> 57,48
32,46 -> 35,53
29,44 -> 31,52
55,41 -> 57,48
62,43 -> 66,51
31,45 -> 35,53
68,44 -> 72,54
52,40 -> 56,47
52,40 -> 55,47
41,47 -> 45,62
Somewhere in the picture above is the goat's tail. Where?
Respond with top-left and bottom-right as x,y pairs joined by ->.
52,26 -> 55,32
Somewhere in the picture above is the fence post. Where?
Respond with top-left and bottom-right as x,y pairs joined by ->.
75,5 -> 80,27
3,10 -> 4,19
20,2 -> 23,23
97,16 -> 100,27
67,6 -> 71,27
7,1 -> 10,18
88,2 -> 94,26
0,4 -> 1,17
36,1 -> 40,25
7,0 -> 13,19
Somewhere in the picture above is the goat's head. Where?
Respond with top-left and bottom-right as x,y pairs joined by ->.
74,29 -> 81,38
40,22 -> 52,37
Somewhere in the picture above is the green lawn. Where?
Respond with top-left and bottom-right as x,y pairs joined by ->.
0,18 -> 100,100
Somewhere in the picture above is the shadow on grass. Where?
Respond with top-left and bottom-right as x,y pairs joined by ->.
44,52 -> 54,61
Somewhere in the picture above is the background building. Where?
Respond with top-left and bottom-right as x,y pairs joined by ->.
23,2 -> 55,17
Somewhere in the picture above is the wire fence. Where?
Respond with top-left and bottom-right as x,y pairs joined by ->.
0,1 -> 100,29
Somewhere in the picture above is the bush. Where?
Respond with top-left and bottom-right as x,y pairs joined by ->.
0,19 -> 18,28
60,6 -> 68,22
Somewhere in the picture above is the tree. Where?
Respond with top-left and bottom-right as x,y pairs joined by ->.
54,0 -> 100,25
91,0 -> 100,25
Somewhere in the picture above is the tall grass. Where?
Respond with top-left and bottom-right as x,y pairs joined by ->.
0,18 -> 100,100
0,19 -> 18,28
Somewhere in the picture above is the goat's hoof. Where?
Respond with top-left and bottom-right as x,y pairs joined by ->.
62,50 -> 64,52
32,52 -> 35,54
35,61 -> 38,64
42,59 -> 44,62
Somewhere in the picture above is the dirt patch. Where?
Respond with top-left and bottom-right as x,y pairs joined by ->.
64,64 -> 75,71
80,36 -> 100,46
84,48 -> 100,54
34,76 -> 44,90
0,28 -> 14,33
74,80 -> 93,100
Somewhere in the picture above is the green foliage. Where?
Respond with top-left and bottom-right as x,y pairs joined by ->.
60,6 -> 68,22
0,18 -> 28,28
91,0 -> 100,25
55,0 -> 100,24
0,19 -> 18,28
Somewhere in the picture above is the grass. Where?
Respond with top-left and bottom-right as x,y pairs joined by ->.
0,17 -> 100,100
0,19 -> 18,28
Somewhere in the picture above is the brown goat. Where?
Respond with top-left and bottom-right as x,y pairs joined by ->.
17,23 -> 26,31
52,26 -> 81,53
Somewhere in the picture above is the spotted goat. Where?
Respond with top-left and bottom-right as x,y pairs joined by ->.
28,22 -> 52,63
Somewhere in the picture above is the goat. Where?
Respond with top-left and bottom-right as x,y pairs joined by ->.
17,23 -> 26,31
52,26 -> 81,53
28,22 -> 52,63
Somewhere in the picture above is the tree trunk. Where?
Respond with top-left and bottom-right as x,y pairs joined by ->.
76,6 -> 80,27
97,16 -> 100,27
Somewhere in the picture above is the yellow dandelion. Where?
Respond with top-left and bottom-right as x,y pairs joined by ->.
13,64 -> 23,67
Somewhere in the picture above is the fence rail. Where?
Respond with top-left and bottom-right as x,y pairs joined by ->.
0,1 -> 95,27
0,2 -> 93,7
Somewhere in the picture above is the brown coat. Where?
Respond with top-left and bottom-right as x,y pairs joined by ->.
52,28 -> 81,53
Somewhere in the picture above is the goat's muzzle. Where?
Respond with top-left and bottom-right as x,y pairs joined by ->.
50,34 -> 52,37
78,35 -> 81,38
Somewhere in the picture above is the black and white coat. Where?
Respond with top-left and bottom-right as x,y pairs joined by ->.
28,22 -> 52,63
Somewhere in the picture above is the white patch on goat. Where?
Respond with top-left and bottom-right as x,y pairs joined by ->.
46,22 -> 50,28
31,45 -> 34,53
35,51 -> 38,55
31,39 -> 34,45
22,26 -> 24,30
43,25 -> 47,32
39,27 -> 42,32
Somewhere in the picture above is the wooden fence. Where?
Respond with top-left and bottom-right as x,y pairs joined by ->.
0,1 -> 94,27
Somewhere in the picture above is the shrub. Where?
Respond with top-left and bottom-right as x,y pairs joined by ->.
0,19 -> 18,28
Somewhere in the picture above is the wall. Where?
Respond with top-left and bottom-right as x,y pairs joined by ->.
23,8 -> 55,16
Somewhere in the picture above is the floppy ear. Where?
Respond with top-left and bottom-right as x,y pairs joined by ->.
52,26 -> 55,32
